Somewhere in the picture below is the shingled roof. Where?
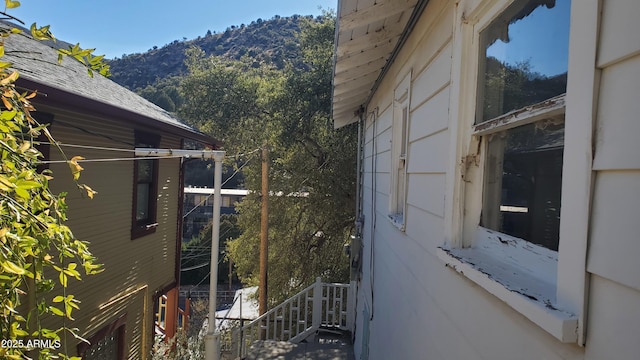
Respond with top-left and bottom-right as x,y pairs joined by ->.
2,23 -> 215,145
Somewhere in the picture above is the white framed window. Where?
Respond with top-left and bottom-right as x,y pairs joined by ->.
389,72 -> 411,230
439,0 -> 593,344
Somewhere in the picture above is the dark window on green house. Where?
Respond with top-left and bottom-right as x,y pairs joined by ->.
132,131 -> 160,239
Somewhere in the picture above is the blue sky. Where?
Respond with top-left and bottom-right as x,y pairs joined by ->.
486,0 -> 570,76
9,0 -> 336,59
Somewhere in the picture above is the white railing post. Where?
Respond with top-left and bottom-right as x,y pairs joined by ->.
233,280 -> 355,357
238,293 -> 243,357
312,277 -> 323,332
347,280 -> 356,332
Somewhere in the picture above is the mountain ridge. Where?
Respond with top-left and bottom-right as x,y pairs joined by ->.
109,15 -> 312,92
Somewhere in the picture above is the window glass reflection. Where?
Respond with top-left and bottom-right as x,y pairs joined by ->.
477,0 -> 571,123
137,159 -> 153,183
483,121 -> 564,250
136,183 -> 150,221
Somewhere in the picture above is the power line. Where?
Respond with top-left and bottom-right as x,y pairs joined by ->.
227,148 -> 260,159
193,273 -> 210,287
41,142 -> 136,153
181,227 -> 236,266
38,141 -> 259,163
188,256 -> 225,287
40,154 -> 185,164
181,262 -> 210,272
39,149 -> 260,165
182,152 -> 256,218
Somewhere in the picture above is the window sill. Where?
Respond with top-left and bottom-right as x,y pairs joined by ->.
387,214 -> 405,232
437,233 -> 578,342
131,223 -> 158,240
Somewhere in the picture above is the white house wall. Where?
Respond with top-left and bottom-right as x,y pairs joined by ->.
349,0 -> 636,358
583,0 -> 640,358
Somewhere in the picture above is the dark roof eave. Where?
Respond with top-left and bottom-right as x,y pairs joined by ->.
18,78 -> 219,148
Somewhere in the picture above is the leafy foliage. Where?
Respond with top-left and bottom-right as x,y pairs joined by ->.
150,300 -> 209,360
481,57 -> 567,121
181,215 -> 241,286
0,5 -> 105,358
178,12 -> 356,306
136,76 -> 183,113
179,46 -> 283,150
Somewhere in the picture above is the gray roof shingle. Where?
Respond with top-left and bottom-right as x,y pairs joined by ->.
2,23 -> 214,144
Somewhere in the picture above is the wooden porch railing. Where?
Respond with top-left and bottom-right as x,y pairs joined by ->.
155,288 -> 190,340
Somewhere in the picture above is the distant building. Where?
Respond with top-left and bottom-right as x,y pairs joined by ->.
183,187 -> 248,241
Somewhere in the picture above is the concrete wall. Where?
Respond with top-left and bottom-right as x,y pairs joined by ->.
353,0 -> 640,359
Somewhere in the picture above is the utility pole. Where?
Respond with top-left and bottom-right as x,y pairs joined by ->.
259,143 -> 269,318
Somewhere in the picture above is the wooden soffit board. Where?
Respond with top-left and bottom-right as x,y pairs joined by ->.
332,0 -> 421,128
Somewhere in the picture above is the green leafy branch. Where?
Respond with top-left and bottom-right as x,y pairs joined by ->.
0,1 -> 106,358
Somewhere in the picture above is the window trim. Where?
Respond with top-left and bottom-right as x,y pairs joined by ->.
444,98 -> 575,341
77,314 -> 127,359
472,94 -> 566,136
436,246 -> 577,342
441,0 -> 595,344
131,131 -> 160,239
388,72 -> 411,230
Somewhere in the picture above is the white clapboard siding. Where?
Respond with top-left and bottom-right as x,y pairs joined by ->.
406,173 -> 446,217
597,0 -> 640,68
351,0 -> 602,359
587,14 -> 640,360
587,170 -> 640,292
407,129 -> 449,174
585,275 -> 640,360
410,43 -> 453,108
592,54 -> 640,171
409,86 -> 450,142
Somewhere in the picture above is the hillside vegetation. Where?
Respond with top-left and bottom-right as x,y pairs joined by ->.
111,13 -> 356,305
109,15 -> 310,92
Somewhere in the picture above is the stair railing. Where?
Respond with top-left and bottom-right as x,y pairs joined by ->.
233,277 -> 352,358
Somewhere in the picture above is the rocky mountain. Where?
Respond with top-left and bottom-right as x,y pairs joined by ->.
108,15 -> 311,92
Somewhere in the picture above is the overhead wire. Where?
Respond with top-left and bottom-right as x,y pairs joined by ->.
192,273 -> 210,287
36,142 -> 260,165
40,142 -> 137,153
187,256 -> 226,286
35,139 -> 253,284
40,154 -> 185,164
181,262 -> 210,272
226,148 -> 260,159
182,151 -> 256,218
35,126 -> 254,288
181,226 -> 237,265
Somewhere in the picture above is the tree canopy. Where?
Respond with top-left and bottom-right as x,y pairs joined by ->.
178,13 -> 356,305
